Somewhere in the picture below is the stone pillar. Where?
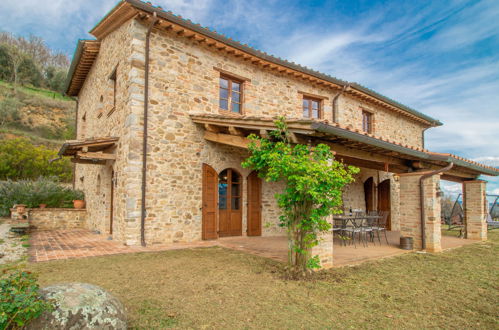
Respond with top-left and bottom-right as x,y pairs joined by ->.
463,180 -> 487,241
399,172 -> 442,252
311,217 -> 334,269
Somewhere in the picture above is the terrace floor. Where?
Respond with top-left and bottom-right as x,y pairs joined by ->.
29,229 -> 477,266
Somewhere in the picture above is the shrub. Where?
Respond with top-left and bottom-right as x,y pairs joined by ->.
0,138 -> 72,182
0,267 -> 52,329
0,97 -> 21,127
0,177 -> 84,216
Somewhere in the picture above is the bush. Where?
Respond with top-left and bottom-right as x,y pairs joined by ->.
0,97 -> 21,127
0,177 -> 84,216
0,267 -> 52,329
0,138 -> 72,182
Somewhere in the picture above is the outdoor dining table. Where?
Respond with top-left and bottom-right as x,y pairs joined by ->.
333,214 -> 382,226
332,214 -> 383,247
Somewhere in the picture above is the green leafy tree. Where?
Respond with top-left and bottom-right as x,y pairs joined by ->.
44,66 -> 67,93
18,56 -> 43,87
242,118 -> 358,275
0,44 -> 12,81
0,138 -> 72,182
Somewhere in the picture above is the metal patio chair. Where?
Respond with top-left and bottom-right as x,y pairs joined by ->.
371,210 -> 389,245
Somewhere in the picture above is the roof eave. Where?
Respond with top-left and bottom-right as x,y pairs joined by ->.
64,40 -> 86,96
311,122 -> 498,176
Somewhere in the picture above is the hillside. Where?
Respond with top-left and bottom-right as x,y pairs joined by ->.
0,80 -> 75,148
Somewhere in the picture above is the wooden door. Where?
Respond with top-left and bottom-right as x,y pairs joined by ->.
364,177 -> 374,212
110,170 -> 114,235
247,171 -> 262,236
377,179 -> 391,230
202,164 -> 218,240
218,169 -> 242,237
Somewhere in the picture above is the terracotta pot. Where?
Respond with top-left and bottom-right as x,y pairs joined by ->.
73,200 -> 86,209
39,204 -> 47,209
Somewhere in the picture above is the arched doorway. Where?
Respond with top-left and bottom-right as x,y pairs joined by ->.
378,179 -> 391,230
364,177 -> 375,212
247,171 -> 262,236
218,168 -> 243,237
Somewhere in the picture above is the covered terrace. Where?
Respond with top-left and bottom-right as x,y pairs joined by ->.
190,113 -> 499,268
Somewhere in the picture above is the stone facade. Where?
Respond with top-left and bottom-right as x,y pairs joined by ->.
73,17 -> 433,251
10,208 -> 87,230
463,180 -> 487,241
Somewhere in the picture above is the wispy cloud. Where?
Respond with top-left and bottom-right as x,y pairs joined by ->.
0,0 -> 497,192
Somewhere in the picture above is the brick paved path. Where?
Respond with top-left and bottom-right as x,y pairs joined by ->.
29,230 -> 217,262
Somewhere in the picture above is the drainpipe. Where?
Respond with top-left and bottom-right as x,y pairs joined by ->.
332,84 -> 349,123
421,127 -> 429,149
140,12 -> 159,247
419,162 -> 453,249
73,98 -> 79,189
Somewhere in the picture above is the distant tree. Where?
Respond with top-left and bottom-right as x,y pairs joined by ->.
18,56 -> 43,87
0,31 -> 69,91
45,66 -> 67,93
4,43 -> 25,89
0,44 -> 12,81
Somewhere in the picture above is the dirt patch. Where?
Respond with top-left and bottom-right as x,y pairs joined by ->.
0,221 -> 28,264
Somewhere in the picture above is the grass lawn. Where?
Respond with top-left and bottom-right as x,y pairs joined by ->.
23,231 -> 498,329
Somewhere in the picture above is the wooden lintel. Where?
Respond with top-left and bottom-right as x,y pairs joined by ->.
71,158 -> 107,165
204,131 -> 254,149
77,151 -> 116,160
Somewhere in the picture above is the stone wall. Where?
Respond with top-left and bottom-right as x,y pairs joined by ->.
10,208 -> 87,230
74,19 -> 138,242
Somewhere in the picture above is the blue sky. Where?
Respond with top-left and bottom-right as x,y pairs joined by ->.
1,0 -> 498,195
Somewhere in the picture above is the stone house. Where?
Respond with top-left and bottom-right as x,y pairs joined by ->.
60,0 -> 498,268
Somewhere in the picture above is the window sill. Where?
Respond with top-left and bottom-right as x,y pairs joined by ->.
218,108 -> 243,116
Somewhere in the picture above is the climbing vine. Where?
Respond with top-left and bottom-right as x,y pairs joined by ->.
242,117 -> 358,275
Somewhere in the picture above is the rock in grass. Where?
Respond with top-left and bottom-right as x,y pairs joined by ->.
27,283 -> 126,330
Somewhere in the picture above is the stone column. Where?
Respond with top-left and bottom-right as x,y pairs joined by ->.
463,180 -> 487,241
399,172 -> 442,252
311,216 -> 334,269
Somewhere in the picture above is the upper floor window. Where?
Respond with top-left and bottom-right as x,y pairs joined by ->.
302,97 -> 321,119
219,76 -> 242,114
362,110 -> 373,133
